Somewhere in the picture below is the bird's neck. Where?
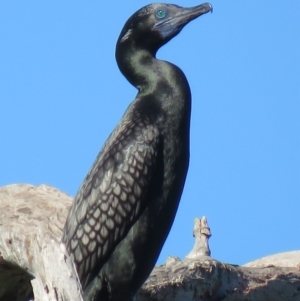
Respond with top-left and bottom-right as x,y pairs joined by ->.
116,41 -> 191,154
116,42 -> 190,98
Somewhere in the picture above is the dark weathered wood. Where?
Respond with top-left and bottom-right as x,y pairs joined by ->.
0,184 -> 299,301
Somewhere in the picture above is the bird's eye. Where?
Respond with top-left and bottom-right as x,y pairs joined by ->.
155,9 -> 167,19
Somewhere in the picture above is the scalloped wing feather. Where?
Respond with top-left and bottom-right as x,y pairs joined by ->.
62,114 -> 160,289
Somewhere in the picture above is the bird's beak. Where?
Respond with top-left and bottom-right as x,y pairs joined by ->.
153,3 -> 213,33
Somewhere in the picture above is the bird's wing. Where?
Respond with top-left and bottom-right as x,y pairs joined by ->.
62,113 -> 160,289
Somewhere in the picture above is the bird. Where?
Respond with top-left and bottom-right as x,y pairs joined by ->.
61,3 -> 212,301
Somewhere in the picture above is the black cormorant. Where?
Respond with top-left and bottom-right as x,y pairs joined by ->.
62,3 -> 212,301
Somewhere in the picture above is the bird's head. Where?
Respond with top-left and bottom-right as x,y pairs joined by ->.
117,2 -> 213,54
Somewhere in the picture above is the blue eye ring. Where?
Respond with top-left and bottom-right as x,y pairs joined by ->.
155,9 -> 167,19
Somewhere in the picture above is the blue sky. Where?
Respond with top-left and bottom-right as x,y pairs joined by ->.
1,1 -> 299,266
